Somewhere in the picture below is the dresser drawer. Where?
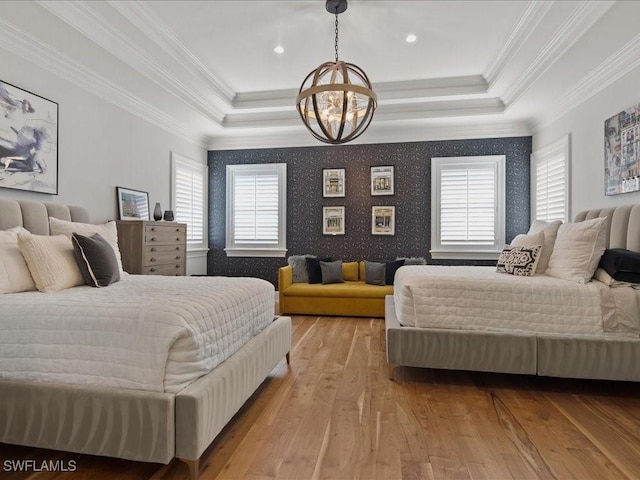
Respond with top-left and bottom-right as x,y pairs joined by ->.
143,245 -> 185,267
145,224 -> 186,244
143,262 -> 185,276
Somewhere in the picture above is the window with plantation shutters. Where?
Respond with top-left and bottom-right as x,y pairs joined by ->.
171,152 -> 207,250
225,163 -> 287,257
532,135 -> 570,222
431,156 -> 505,259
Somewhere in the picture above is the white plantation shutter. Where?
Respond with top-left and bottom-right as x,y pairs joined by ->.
532,136 -> 569,222
226,163 -> 287,257
431,156 -> 505,259
171,153 -> 207,249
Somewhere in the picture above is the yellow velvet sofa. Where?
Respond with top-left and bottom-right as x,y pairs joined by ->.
278,261 -> 393,318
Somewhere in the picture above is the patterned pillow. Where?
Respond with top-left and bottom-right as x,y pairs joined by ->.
496,245 -> 542,276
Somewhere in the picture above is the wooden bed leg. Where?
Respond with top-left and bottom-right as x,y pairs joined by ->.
178,458 -> 200,480
286,352 -> 290,364
388,364 -> 396,382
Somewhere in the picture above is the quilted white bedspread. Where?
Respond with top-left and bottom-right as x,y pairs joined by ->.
0,275 -> 275,393
394,265 -> 640,336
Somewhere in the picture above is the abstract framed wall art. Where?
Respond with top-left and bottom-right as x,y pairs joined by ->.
0,79 -> 58,194
605,102 -> 640,195
116,186 -> 150,221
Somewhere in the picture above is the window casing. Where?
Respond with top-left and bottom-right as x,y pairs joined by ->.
431,155 -> 505,260
225,163 -> 287,257
171,152 -> 207,251
531,135 -> 570,222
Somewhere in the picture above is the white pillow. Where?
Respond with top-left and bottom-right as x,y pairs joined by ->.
545,217 -> 607,284
49,217 -> 124,274
0,227 -> 36,294
18,233 -> 85,292
528,219 -> 562,273
511,230 -> 545,249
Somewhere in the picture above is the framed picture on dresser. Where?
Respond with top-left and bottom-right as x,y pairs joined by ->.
116,186 -> 150,221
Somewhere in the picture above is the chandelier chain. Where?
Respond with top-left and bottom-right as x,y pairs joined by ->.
334,14 -> 339,62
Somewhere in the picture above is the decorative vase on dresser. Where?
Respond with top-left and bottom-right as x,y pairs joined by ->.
116,220 -> 186,276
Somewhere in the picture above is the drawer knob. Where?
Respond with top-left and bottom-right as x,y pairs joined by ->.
150,247 -> 156,252
176,228 -> 180,232
150,268 -> 156,272
150,227 -> 156,231
151,237 -> 156,242
176,237 -> 180,241
176,256 -> 181,260
150,257 -> 156,262
176,265 -> 180,269
175,246 -> 180,250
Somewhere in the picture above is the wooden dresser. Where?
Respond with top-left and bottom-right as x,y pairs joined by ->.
116,220 -> 186,276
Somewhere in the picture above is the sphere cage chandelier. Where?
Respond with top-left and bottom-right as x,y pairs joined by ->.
296,0 -> 377,145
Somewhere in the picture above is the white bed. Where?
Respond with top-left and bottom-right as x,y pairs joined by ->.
386,204 -> 640,381
0,199 -> 292,479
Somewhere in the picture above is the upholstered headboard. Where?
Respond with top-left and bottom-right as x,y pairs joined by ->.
575,204 -> 640,252
0,199 -> 90,234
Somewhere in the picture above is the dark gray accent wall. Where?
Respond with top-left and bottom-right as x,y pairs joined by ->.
208,137 -> 532,286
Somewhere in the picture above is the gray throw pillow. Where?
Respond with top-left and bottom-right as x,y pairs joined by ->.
397,256 -> 427,265
365,261 -> 385,285
288,254 -> 314,283
320,260 -> 344,284
71,232 -> 120,287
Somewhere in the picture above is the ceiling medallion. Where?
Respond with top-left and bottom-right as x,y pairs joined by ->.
296,0 -> 377,145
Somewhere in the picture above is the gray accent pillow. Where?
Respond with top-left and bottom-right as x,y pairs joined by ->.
320,260 -> 344,284
288,254 -> 315,283
397,256 -> 427,265
72,232 -> 120,287
365,261 -> 385,285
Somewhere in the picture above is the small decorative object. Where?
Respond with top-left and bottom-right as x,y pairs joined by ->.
604,101 -> 640,195
153,202 -> 163,221
371,166 -> 394,196
323,168 -> 345,197
163,210 -> 174,222
116,186 -> 150,221
0,78 -> 59,194
372,206 -> 395,235
323,206 -> 345,235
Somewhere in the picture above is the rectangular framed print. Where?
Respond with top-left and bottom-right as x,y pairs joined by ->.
604,102 -> 640,195
371,165 -> 394,196
0,79 -> 58,194
372,206 -> 395,235
116,186 -> 150,221
323,168 -> 345,197
323,206 -> 345,235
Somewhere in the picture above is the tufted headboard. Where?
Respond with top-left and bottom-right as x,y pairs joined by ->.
574,204 -> 640,252
0,199 -> 91,234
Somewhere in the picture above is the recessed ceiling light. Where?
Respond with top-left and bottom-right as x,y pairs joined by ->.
406,34 -> 417,43
274,45 -> 285,54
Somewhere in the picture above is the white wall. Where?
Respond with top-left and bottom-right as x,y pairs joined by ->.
533,66 -> 640,218
0,40 -> 208,274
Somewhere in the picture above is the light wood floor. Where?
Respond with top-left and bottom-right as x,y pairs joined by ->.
2,315 -> 640,479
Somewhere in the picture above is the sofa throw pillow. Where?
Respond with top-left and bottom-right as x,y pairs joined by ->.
72,233 -> 121,287
49,217 -> 125,275
320,260 -> 344,284
18,233 -> 85,292
545,217 -> 607,284
599,248 -> 640,283
0,227 -> 36,294
364,261 -> 385,285
306,256 -> 331,284
396,257 -> 427,265
342,261 -> 359,281
527,219 -> 562,273
496,245 -> 542,276
288,254 -> 314,283
385,259 -> 406,285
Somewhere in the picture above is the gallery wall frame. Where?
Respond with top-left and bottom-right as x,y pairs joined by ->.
370,165 -> 394,196
0,79 -> 58,194
372,205 -> 395,235
116,186 -> 150,221
605,102 -> 640,195
323,168 -> 345,197
323,206 -> 345,235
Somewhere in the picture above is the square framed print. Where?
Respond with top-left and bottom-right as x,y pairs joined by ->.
372,206 -> 395,235
116,186 -> 150,221
0,79 -> 58,194
323,168 -> 345,197
371,165 -> 394,196
323,206 -> 345,235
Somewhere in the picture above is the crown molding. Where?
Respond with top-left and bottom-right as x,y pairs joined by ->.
530,32 -> 640,132
208,121 -> 531,151
223,98 -> 505,129
0,16 -> 208,148
38,1 -> 225,124
485,0 -> 555,86
108,0 -> 235,106
502,0 -> 614,107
